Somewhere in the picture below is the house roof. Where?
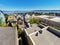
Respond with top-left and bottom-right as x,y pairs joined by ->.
0,27 -> 18,45
7,15 -> 17,22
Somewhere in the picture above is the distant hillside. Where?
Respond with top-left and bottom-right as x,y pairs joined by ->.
32,10 -> 60,13
2,10 -> 60,14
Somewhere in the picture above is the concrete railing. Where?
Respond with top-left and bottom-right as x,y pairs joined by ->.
38,24 -> 45,29
47,27 -> 60,38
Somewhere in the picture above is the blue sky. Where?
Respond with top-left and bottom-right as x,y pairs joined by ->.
0,0 -> 60,11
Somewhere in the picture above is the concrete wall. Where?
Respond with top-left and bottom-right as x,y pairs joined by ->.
47,27 -> 60,38
39,18 -> 60,27
23,30 -> 33,45
26,36 -> 33,45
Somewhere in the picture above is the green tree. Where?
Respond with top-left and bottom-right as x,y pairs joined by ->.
0,18 -> 2,26
4,14 -> 8,23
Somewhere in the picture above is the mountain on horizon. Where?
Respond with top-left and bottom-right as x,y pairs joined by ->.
32,10 -> 60,13
2,10 -> 60,14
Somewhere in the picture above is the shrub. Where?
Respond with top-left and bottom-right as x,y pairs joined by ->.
0,18 -> 2,26
29,18 -> 41,24
17,28 -> 22,35
2,22 -> 7,27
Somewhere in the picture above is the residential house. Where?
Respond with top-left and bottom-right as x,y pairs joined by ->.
17,15 -> 25,28
7,15 -> 17,27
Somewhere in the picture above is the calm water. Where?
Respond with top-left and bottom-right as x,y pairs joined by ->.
3,10 -> 60,14
32,10 -> 60,13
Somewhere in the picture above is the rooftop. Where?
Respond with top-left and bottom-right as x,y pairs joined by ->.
30,27 -> 60,45
25,24 -> 60,45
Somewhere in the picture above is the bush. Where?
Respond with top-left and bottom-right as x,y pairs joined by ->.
17,28 -> 22,35
0,18 -> 2,26
17,28 -> 23,38
29,18 -> 41,24
2,22 -> 7,27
